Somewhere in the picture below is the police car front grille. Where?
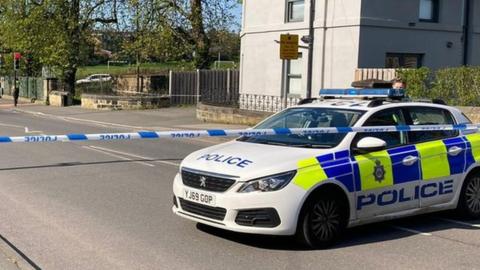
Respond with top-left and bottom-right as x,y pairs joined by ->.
179,198 -> 227,221
181,170 -> 236,192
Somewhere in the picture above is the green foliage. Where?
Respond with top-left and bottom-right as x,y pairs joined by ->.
398,67 -> 480,106
397,67 -> 431,99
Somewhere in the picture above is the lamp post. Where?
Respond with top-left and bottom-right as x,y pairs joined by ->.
306,0 -> 315,99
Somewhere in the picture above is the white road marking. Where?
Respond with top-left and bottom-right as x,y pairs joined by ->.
24,127 -> 43,134
391,225 -> 432,236
434,217 -> 480,228
87,145 -> 180,167
0,122 -> 25,128
82,146 -> 155,167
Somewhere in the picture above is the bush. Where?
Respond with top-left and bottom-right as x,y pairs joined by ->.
397,67 -> 431,99
397,66 -> 480,106
432,67 -> 480,106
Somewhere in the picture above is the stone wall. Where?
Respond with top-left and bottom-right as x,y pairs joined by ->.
115,74 -> 168,94
198,104 -> 480,127
49,91 -> 72,107
81,94 -> 170,110
197,103 -> 272,126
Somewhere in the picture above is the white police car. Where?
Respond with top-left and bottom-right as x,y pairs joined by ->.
172,88 -> 480,248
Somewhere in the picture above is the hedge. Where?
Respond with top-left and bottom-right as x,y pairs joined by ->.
397,67 -> 480,106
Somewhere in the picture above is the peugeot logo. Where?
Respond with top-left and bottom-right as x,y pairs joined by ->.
199,176 -> 207,187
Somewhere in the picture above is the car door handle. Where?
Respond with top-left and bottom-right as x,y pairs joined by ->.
448,146 -> 463,156
402,155 -> 418,166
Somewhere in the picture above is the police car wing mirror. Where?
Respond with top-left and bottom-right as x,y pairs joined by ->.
355,137 -> 387,153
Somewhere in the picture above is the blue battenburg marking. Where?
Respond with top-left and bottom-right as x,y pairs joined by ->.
335,150 -> 350,159
273,128 -> 292,135
463,139 -> 476,171
337,127 -> 353,133
314,151 -> 354,193
444,138 -> 466,175
322,160 -> 351,177
444,137 -> 465,145
67,134 -> 87,141
388,146 -> 420,184
351,157 -> 362,192
388,145 -> 416,154
138,131 -> 159,139
206,130 -> 227,137
395,125 -> 411,131
335,175 -> 355,193
0,137 -> 12,143
316,153 -> 334,163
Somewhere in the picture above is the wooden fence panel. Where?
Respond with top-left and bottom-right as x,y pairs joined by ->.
169,69 -> 239,106
170,71 -> 198,105
355,68 -> 398,82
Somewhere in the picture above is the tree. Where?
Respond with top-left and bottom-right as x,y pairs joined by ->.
0,0 -> 121,95
120,0 -> 239,69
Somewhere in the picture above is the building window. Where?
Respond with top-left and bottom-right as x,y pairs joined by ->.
419,0 -> 439,22
385,53 -> 424,68
287,53 -> 303,96
286,0 -> 305,22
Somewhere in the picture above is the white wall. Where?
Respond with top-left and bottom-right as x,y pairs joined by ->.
240,0 -> 363,98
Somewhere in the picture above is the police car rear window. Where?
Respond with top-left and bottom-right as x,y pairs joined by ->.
238,108 -> 364,148
407,107 -> 458,143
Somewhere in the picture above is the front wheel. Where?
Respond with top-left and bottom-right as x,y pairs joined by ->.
296,192 -> 348,249
457,175 -> 480,219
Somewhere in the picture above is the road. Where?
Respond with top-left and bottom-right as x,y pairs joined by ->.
0,102 -> 479,270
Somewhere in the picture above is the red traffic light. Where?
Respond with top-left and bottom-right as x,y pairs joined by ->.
14,52 -> 21,60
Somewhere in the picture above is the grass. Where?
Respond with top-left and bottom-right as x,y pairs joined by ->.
76,62 -> 195,79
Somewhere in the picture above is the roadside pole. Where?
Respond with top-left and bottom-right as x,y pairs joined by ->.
306,0 -> 316,99
279,34 -> 299,110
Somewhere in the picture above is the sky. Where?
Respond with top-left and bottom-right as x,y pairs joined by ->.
233,4 -> 243,31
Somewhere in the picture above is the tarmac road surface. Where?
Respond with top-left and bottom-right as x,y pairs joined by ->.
0,102 -> 479,270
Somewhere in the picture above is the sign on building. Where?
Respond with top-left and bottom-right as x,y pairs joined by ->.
280,34 -> 299,60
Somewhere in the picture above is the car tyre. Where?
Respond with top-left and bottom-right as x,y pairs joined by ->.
457,174 -> 480,219
297,191 -> 348,249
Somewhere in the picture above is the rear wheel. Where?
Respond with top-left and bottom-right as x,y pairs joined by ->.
297,192 -> 348,249
458,175 -> 480,218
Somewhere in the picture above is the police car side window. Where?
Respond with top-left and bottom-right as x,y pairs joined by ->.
352,108 -> 407,150
407,107 -> 458,143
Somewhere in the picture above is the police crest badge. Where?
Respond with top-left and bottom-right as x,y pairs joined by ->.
373,159 -> 385,182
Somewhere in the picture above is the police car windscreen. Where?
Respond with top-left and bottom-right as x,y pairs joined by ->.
238,108 -> 364,148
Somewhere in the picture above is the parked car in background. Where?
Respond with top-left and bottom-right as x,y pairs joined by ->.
76,74 -> 112,84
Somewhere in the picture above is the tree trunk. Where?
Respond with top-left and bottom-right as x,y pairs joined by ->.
63,68 -> 77,96
190,0 -> 210,69
62,0 -> 81,96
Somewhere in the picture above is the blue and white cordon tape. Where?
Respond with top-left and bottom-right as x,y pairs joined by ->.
0,124 -> 478,144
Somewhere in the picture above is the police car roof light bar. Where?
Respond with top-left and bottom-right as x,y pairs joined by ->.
319,88 -> 406,100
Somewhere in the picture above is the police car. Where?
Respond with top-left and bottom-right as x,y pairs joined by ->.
172,88 -> 480,248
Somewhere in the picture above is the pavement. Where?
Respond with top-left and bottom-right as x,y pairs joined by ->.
0,99 -> 479,269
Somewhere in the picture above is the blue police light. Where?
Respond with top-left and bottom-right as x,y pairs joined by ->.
319,88 -> 405,99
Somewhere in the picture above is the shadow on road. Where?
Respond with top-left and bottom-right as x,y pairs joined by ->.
196,211 -> 480,251
0,158 -> 182,171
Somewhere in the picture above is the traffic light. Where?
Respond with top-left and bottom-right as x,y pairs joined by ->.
14,58 -> 20,70
14,52 -> 21,70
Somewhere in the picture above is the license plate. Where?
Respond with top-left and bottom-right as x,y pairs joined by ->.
183,189 -> 216,207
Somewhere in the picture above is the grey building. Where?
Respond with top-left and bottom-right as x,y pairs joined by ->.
240,0 -> 479,111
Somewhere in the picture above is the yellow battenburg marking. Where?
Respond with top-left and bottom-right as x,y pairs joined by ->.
415,140 -> 449,180
355,150 -> 393,191
466,133 -> 480,162
293,157 -> 328,190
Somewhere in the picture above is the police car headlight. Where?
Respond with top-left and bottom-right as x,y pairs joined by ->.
238,171 -> 296,193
